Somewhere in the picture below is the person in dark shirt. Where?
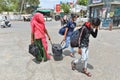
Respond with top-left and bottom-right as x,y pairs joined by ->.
71,18 -> 101,77
62,15 -> 77,57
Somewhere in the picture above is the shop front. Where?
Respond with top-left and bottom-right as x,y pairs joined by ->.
111,3 -> 120,26
88,0 -> 120,28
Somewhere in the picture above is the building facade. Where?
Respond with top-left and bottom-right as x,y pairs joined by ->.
88,0 -> 120,27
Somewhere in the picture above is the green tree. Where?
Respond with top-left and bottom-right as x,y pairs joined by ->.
60,3 -> 70,14
77,0 -> 88,6
0,0 -> 9,12
0,0 -> 40,13
24,0 -> 40,13
26,0 -> 40,6
9,0 -> 19,11
0,0 -> 19,12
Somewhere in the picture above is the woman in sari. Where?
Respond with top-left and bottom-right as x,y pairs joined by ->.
30,13 -> 51,61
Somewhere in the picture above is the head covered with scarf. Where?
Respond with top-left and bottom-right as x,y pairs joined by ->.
30,13 -> 46,39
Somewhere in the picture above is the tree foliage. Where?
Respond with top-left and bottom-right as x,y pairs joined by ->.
0,0 -> 40,13
0,0 -> 19,12
77,0 -> 88,6
22,0 -> 40,13
60,3 -> 70,14
25,0 -> 40,6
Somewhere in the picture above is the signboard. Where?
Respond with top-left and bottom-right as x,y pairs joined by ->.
93,0 -> 102,3
56,4 -> 61,13
101,8 -> 107,18
110,12 -> 114,17
70,2 -> 74,8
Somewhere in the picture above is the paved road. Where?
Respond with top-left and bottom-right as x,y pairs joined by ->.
0,21 -> 120,80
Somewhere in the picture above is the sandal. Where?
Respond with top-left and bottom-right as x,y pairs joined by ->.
71,60 -> 76,70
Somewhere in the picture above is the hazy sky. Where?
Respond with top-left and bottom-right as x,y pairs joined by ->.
40,0 -> 77,9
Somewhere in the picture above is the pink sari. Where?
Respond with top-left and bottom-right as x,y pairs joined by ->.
30,13 -> 51,59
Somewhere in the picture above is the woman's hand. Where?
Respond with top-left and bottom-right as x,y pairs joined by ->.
63,37 -> 66,41
78,48 -> 82,55
31,39 -> 34,44
48,35 -> 51,40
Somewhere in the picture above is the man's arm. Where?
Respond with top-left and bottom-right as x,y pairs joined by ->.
90,27 -> 98,38
78,27 -> 85,48
63,27 -> 68,41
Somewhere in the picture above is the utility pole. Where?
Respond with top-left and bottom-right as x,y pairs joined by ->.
19,0 -> 25,20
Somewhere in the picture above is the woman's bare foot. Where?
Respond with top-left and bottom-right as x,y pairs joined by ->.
82,68 -> 92,77
69,53 -> 74,57
71,60 -> 76,70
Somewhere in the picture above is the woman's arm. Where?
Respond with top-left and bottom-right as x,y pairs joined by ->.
30,22 -> 35,44
31,33 -> 34,44
45,28 -> 51,40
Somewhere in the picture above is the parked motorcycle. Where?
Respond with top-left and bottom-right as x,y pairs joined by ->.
1,20 -> 11,28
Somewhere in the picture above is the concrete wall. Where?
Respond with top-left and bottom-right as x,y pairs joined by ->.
0,12 -> 24,21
